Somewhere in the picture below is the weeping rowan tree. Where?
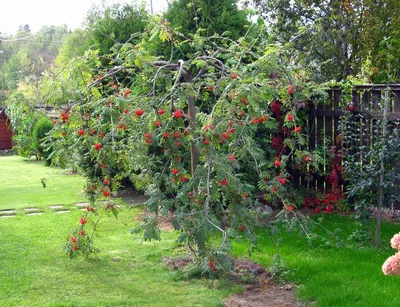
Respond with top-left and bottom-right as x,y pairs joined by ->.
55,19 -> 324,274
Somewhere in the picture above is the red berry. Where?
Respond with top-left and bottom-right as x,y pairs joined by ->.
103,179 -> 110,185
231,73 -> 238,79
288,85 -> 294,95
60,113 -> 69,121
220,178 -> 228,186
203,139 -> 210,145
80,218 -> 87,225
94,143 -> 102,151
274,160 -> 281,167
123,89 -> 131,97
172,168 -> 179,175
222,132 -> 229,140
103,190 -> 110,197
77,129 -> 85,136
71,236 -> 77,242
123,109 -> 129,114
174,131 -> 181,138
287,114 -> 294,121
154,120 -> 162,127
241,97 -> 248,106
251,117 -> 259,125
294,126 -> 301,133
229,154 -> 235,161
278,178 -> 286,184
158,109 -> 166,115
135,109 -> 144,117
173,109 -> 183,119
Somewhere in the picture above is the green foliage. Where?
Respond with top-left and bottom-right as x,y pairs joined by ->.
253,0 -> 400,82
84,3 -> 149,59
32,117 -> 54,163
44,18 -> 328,273
0,25 -> 71,90
164,0 -> 249,39
342,114 -> 400,208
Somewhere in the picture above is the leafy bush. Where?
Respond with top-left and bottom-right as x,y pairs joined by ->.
32,117 -> 54,164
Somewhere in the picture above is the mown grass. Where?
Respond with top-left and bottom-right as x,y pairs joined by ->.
2,155 -> 400,306
0,156 -> 85,210
0,206 -> 232,306
233,214 -> 400,306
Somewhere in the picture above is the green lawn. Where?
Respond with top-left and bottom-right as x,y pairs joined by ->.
0,156 -> 232,306
0,206 -> 231,306
0,156 -> 85,210
2,155 -> 400,306
233,214 -> 400,306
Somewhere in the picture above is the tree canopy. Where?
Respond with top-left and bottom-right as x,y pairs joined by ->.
253,0 -> 400,82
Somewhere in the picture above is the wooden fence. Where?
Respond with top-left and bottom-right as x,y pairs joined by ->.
295,85 -> 400,207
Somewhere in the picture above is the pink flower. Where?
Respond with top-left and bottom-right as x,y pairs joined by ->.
382,252 -> 400,275
391,233 -> 400,250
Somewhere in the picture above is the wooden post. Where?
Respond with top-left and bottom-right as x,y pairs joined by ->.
376,87 -> 389,249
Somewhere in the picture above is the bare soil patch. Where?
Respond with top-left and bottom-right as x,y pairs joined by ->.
163,257 -> 303,307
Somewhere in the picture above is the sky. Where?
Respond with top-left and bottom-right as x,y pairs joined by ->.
0,0 -> 168,35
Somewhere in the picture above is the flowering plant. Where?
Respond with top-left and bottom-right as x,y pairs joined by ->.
382,233 -> 400,276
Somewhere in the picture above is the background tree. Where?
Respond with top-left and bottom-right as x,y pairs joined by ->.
252,0 -> 400,83
164,0 -> 249,39
84,3 -> 149,60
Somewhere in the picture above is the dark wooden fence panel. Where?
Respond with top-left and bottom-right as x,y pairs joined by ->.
299,85 -> 400,206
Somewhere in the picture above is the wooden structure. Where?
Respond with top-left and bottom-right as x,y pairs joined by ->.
299,84 -> 400,207
0,110 -> 12,149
